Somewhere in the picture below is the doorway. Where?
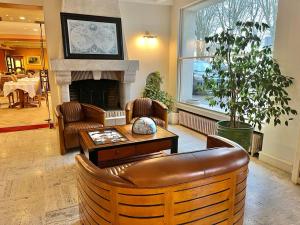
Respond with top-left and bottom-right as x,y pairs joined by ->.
0,3 -> 53,131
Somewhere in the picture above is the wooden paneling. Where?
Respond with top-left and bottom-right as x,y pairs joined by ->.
77,157 -> 249,225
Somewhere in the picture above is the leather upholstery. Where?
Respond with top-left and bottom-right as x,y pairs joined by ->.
126,98 -> 168,128
60,102 -> 84,123
76,135 -> 249,188
132,98 -> 152,117
55,102 -> 105,155
118,147 -> 249,188
64,121 -> 103,149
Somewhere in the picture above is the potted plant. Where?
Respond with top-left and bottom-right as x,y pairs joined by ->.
143,71 -> 177,124
203,21 -> 297,150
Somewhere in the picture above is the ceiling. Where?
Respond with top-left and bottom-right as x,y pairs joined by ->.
0,6 -> 44,48
0,7 -> 43,23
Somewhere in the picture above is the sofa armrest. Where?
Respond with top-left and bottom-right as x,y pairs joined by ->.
76,154 -> 135,188
207,135 -> 244,149
152,100 -> 168,128
125,101 -> 134,124
81,104 -> 105,125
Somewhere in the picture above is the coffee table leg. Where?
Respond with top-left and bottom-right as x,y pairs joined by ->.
89,151 -> 98,166
171,137 -> 178,154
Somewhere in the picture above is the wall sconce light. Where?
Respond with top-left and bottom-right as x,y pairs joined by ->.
137,31 -> 158,47
143,31 -> 157,39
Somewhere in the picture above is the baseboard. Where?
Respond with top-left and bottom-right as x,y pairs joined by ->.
259,152 -> 293,173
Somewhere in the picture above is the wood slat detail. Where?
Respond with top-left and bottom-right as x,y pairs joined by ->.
173,179 -> 231,203
236,179 -> 247,193
78,168 -> 111,199
79,196 -> 100,225
234,206 -> 245,224
78,186 -> 112,223
79,204 -> 91,225
118,215 -> 165,225
118,204 -> 164,217
234,215 -> 244,225
78,175 -> 111,211
177,209 -> 230,225
174,189 -> 230,214
236,170 -> 248,183
216,219 -> 229,225
234,198 -> 245,214
234,189 -> 246,204
118,193 -> 165,205
174,200 -> 230,224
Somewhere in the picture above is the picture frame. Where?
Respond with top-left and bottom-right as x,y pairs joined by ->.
27,56 -> 41,65
60,12 -> 124,60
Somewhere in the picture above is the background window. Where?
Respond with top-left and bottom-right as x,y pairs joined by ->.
178,0 -> 278,112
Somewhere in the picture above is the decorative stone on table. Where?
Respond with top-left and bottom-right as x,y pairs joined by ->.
132,117 -> 157,134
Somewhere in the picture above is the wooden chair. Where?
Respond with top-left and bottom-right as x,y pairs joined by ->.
76,135 -> 249,225
125,97 -> 168,128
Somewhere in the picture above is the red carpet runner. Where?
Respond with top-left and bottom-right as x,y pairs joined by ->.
0,123 -> 49,133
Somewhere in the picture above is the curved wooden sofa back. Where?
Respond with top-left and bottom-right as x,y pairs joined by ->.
76,135 -> 249,225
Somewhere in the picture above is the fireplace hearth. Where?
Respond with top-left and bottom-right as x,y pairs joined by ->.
69,79 -> 121,110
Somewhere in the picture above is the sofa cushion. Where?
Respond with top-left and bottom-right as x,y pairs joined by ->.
61,102 -> 84,123
64,121 -> 103,149
118,147 -> 249,188
133,98 -> 152,117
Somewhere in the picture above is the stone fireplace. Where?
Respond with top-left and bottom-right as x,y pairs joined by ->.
50,59 -> 139,108
50,59 -> 139,125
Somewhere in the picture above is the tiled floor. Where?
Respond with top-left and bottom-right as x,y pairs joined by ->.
0,125 -> 300,225
0,95 -> 53,128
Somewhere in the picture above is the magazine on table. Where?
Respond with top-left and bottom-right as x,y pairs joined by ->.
88,129 -> 128,145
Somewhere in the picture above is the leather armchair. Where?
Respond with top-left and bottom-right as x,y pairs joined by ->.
125,97 -> 168,128
76,135 -> 249,225
55,102 -> 105,155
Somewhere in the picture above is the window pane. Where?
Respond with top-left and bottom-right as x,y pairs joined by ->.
179,58 -> 224,112
179,0 -> 278,112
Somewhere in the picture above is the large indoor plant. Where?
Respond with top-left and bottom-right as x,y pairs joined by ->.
143,71 -> 174,111
203,21 -> 297,150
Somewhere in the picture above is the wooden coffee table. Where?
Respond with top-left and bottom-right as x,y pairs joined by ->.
79,124 -> 178,167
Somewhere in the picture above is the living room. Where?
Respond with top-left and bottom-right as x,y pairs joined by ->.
1,0 -> 300,224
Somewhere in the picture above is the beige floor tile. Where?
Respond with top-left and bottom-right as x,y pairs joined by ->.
0,125 -> 300,225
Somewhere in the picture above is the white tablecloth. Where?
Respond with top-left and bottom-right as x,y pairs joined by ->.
3,77 -> 40,98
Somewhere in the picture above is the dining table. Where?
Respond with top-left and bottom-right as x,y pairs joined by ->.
3,77 -> 41,108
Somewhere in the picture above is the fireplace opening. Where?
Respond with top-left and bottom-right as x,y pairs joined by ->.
69,79 -> 121,110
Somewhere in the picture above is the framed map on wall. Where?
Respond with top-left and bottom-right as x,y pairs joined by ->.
60,13 -> 124,60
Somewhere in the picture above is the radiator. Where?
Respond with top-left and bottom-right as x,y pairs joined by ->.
179,110 -> 263,155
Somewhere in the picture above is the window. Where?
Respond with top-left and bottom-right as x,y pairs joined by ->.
178,0 -> 278,112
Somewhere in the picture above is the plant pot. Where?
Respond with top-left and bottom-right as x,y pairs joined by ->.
168,112 -> 179,125
217,120 -> 253,151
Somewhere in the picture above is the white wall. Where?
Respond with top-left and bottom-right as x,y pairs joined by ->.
119,2 -> 171,98
168,0 -> 300,180
259,0 -> 300,178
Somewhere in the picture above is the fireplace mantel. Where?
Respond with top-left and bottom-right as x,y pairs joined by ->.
50,59 -> 139,107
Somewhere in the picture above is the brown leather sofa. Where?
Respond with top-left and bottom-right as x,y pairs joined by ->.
125,97 -> 168,128
76,135 -> 249,225
55,102 -> 105,155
